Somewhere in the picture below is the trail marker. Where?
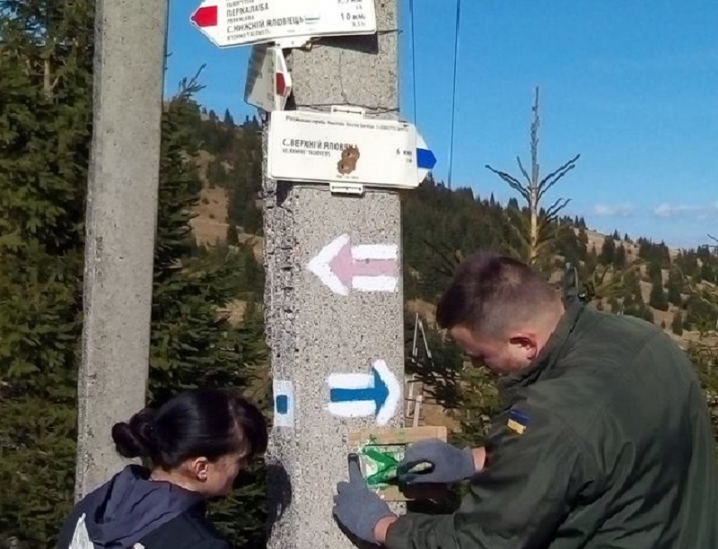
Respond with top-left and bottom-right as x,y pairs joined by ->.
325,360 -> 401,426
273,379 -> 295,428
245,45 -> 292,112
268,108 -> 435,193
190,0 -> 377,49
307,233 -> 398,295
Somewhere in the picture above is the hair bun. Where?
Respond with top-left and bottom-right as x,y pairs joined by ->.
111,408 -> 159,459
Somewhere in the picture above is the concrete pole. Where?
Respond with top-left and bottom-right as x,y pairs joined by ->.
75,0 -> 167,499
263,1 -> 403,547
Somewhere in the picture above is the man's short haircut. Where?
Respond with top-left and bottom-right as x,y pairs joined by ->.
436,251 -> 560,336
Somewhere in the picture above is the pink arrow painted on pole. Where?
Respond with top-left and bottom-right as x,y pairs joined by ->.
307,234 -> 399,295
330,238 -> 399,290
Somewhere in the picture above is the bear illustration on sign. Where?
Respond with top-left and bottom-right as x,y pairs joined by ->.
337,145 -> 360,174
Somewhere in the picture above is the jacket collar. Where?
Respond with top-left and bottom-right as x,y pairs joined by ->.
499,299 -> 586,397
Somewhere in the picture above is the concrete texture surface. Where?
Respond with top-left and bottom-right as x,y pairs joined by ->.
263,0 -> 404,547
75,0 -> 167,500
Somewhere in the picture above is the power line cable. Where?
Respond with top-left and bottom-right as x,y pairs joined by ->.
447,0 -> 462,190
409,0 -> 418,124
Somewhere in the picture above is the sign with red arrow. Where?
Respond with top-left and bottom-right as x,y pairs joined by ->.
190,0 -> 377,49
244,45 -> 292,112
307,234 -> 399,296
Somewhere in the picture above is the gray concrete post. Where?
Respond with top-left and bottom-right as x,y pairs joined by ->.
263,1 -> 404,547
75,0 -> 168,499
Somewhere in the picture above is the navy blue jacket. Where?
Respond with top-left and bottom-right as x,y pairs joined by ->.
57,465 -> 229,549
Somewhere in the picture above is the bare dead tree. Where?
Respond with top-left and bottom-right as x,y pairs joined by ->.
486,87 -> 580,265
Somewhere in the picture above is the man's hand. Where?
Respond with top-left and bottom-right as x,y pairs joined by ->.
333,457 -> 396,544
396,439 -> 485,485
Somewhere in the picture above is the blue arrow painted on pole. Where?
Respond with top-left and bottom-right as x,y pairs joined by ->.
329,366 -> 389,412
417,148 -> 437,170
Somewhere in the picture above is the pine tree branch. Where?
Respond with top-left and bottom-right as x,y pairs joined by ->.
537,154 -> 580,202
516,156 -> 531,186
544,197 -> 571,222
485,165 -> 530,202
422,238 -> 459,279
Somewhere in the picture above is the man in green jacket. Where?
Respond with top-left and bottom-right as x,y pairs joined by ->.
333,251 -> 718,548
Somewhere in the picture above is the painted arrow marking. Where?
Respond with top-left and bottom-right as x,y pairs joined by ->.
325,360 -> 401,426
307,234 -> 399,296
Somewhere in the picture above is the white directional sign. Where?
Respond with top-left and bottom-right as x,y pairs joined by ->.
325,359 -> 401,426
190,0 -> 377,49
244,45 -> 292,112
268,109 -> 430,192
307,233 -> 398,295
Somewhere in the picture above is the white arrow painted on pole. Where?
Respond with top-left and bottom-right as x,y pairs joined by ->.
307,234 -> 399,296
325,359 -> 401,426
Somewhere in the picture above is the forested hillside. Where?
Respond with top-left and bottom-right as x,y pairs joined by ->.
194,105 -> 718,346
0,6 -> 266,545
1,6 -> 716,546
190,106 -> 718,447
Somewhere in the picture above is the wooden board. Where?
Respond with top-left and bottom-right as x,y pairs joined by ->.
347,426 -> 447,502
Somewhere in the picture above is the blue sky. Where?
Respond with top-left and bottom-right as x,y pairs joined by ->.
166,0 -> 718,248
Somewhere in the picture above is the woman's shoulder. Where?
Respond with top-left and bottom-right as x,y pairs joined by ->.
138,506 -> 231,549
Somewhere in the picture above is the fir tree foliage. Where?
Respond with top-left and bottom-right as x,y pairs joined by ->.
0,1 -> 94,545
148,78 -> 269,547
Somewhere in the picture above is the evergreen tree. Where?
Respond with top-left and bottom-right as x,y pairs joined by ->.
149,86 -> 268,546
666,269 -> 684,307
227,223 -> 239,246
600,236 -> 616,265
649,281 -> 669,312
223,108 -> 235,127
685,293 -> 718,332
671,310 -> 684,336
700,262 -> 715,284
675,252 -> 700,280
0,2 -> 94,545
485,87 -> 580,266
647,260 -> 662,284
614,244 -> 627,269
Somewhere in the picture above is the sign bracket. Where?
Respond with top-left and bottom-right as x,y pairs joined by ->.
329,182 -> 364,195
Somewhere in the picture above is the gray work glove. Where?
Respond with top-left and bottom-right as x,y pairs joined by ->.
396,438 -> 476,484
333,458 -> 395,543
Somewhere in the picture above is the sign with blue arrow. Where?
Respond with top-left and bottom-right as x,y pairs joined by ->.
325,359 -> 401,426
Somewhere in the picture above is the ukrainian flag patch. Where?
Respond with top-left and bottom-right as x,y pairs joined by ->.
507,409 -> 529,435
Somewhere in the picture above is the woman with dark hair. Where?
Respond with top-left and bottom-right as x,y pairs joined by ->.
57,388 -> 268,549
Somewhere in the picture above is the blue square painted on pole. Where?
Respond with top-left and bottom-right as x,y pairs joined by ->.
276,394 -> 289,414
273,380 -> 294,428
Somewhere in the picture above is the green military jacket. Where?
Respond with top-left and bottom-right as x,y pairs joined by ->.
386,301 -> 718,549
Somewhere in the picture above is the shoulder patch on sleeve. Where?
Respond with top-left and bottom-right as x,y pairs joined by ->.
507,408 -> 529,435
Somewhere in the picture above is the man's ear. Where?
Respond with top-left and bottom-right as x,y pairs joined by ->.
508,331 -> 539,360
187,457 -> 210,482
